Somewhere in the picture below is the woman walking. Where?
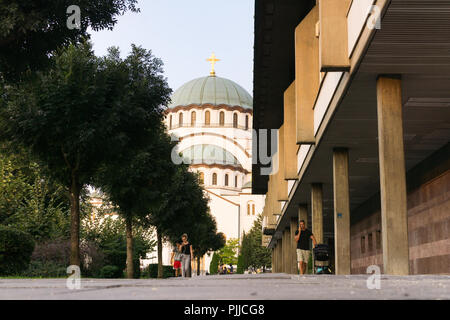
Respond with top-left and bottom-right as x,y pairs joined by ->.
180,233 -> 193,277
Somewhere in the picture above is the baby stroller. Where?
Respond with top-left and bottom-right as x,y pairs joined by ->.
313,244 -> 332,274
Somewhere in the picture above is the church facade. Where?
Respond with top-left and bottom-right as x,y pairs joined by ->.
146,59 -> 265,272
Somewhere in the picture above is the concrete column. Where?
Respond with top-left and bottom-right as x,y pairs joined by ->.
285,228 -> 290,273
279,238 -> 283,273
298,204 -> 308,227
281,231 -> 285,273
282,230 -> 288,273
376,75 -> 409,275
277,239 -> 282,273
311,183 -> 324,244
272,247 -> 276,273
333,148 -> 351,275
290,218 -> 298,274
273,241 -> 279,273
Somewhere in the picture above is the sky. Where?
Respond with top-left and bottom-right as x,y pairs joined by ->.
89,0 -> 255,95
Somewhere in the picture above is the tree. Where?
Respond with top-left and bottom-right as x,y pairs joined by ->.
217,238 -> 239,266
0,146 -> 70,242
96,132 -> 176,278
239,214 -> 272,271
0,41 -> 171,266
209,252 -> 220,275
0,0 -> 139,80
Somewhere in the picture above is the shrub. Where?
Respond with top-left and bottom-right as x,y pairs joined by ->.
100,265 -> 122,278
20,260 -> 67,278
30,238 -> 104,277
0,225 -> 35,275
143,264 -> 174,279
209,252 -> 219,275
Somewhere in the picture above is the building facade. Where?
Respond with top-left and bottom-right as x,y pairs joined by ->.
253,0 -> 450,275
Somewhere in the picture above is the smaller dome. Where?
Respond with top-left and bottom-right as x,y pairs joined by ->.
181,144 -> 242,168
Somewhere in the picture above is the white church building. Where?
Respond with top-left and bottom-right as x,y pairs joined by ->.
145,57 -> 265,273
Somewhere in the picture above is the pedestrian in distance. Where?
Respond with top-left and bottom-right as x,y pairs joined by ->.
294,220 -> 317,275
180,233 -> 193,277
170,240 -> 183,277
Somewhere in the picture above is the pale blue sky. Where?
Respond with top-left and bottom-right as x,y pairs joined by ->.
89,0 -> 255,95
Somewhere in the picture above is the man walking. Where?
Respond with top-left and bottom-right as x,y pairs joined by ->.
294,220 -> 317,275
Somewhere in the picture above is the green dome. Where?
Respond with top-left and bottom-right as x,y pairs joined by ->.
168,76 -> 253,109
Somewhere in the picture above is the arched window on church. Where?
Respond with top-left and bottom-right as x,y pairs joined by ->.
247,201 -> 255,215
179,112 -> 183,126
199,172 -> 204,184
212,173 -> 217,185
219,111 -> 225,126
233,113 -> 238,128
224,174 -> 229,186
191,111 -> 196,125
169,115 -> 172,130
205,110 -> 210,126
245,115 -> 249,130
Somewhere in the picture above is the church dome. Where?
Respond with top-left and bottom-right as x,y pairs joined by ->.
168,76 -> 253,109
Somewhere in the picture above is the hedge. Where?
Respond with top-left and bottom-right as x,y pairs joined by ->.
0,225 -> 35,275
143,264 -> 174,278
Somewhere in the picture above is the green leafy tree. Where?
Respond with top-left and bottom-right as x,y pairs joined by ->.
97,132 -> 176,278
92,45 -> 173,278
0,0 -> 139,80
0,41 -> 171,266
0,147 -> 70,242
209,252 -> 220,275
239,214 -> 272,271
217,238 -> 239,266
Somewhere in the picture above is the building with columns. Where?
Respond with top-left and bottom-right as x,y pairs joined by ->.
253,0 -> 450,275
157,56 -> 265,271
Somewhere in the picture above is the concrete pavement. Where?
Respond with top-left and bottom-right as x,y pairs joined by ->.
0,273 -> 449,300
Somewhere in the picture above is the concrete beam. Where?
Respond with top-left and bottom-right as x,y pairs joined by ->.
318,0 -> 351,71
284,81 -> 299,179
376,75 -> 410,275
333,148 -> 351,275
295,5 -> 319,144
277,125 -> 289,201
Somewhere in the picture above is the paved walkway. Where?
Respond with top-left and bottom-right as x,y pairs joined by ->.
0,273 -> 449,300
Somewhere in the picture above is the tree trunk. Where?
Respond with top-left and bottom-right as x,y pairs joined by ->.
69,173 -> 81,267
197,256 -> 201,276
157,228 -> 163,279
126,215 -> 134,279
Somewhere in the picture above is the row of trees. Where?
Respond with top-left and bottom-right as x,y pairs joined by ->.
208,215 -> 272,275
0,2 -> 225,278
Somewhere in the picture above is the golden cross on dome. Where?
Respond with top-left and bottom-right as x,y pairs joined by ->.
206,52 -> 220,76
